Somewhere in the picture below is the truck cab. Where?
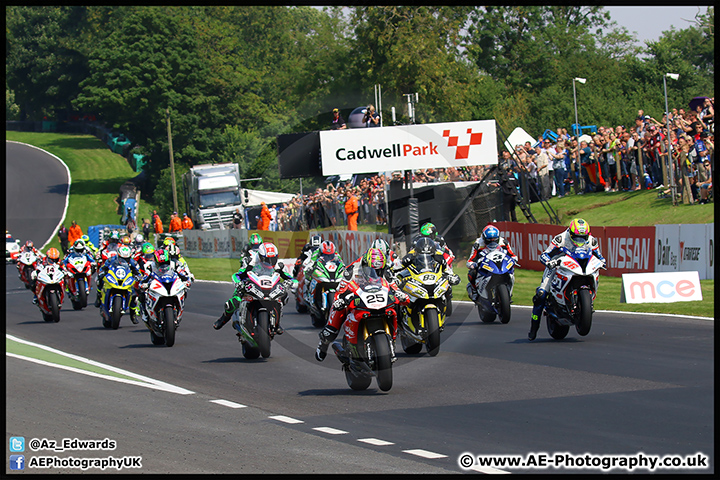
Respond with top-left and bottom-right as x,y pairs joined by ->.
183,163 -> 243,230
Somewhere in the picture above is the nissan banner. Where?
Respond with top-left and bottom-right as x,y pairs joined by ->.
319,120 -> 498,175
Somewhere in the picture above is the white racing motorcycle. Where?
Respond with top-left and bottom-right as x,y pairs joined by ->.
141,263 -> 188,347
542,246 -> 604,340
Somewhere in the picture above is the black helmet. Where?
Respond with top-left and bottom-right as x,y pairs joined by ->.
414,236 -> 436,255
310,234 -> 322,248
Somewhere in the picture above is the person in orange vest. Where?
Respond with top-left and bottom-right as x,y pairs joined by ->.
154,215 -> 163,234
181,213 -> 194,230
168,211 -> 182,233
68,221 -> 83,246
258,202 -> 271,231
345,188 -> 359,231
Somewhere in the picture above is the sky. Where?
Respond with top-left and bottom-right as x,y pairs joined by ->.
605,6 -> 709,47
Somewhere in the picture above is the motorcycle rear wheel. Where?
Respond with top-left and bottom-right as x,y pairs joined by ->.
425,308 -> 441,356
575,289 -> 593,336
256,310 -> 272,358
372,334 -> 393,392
150,329 -> 165,345
163,305 -> 176,347
400,333 -> 422,354
478,305 -> 496,323
311,313 -> 325,328
547,314 -> 569,340
242,343 -> 261,360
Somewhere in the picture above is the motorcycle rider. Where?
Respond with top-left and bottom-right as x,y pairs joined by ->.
165,243 -> 194,284
528,218 -> 606,341
133,234 -> 145,254
136,243 -> 156,272
213,242 -> 292,333
80,235 -> 100,261
137,249 -> 191,318
466,224 -> 519,301
95,245 -> 143,323
315,247 -> 410,362
395,237 -> 460,286
32,247 -> 64,305
293,234 -> 322,277
21,240 -> 43,257
301,240 -> 343,306
62,239 -> 97,270
240,233 -> 264,269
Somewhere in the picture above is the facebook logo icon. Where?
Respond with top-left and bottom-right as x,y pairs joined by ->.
10,436 -> 25,452
10,454 -> 25,470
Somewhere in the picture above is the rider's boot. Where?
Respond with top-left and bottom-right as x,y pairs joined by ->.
213,312 -> 232,330
315,325 -> 339,361
528,288 -> 546,341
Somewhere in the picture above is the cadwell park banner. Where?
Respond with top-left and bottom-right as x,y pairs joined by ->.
319,120 -> 498,175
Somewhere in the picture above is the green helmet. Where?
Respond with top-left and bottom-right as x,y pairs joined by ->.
249,233 -> 263,246
420,222 -> 437,239
142,242 -> 155,255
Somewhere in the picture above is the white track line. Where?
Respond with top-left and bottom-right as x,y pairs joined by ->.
209,399 -> 247,409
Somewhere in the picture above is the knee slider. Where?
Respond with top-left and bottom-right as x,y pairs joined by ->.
533,288 -> 547,304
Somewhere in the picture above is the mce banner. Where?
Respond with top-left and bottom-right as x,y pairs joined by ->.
319,120 -> 498,176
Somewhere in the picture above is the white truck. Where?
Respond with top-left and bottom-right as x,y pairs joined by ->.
183,163 -> 243,230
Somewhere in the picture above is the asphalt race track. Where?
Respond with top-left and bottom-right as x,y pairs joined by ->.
5,142 -> 714,474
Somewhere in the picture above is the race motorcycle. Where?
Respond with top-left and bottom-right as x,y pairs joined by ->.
304,255 -> 346,328
231,263 -> 288,360
294,268 -> 309,313
141,263 -> 188,347
17,251 -> 40,290
395,253 -> 450,356
65,254 -> 93,310
468,244 -> 516,324
542,246 -> 604,340
99,262 -> 136,329
330,266 -> 401,392
34,263 -> 66,323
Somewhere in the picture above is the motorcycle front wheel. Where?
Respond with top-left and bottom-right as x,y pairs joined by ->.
48,291 -> 60,322
372,334 -> 393,392
425,308 -> 441,356
497,284 -> 511,324
111,296 -> 123,329
78,278 -> 88,308
546,314 -> 569,340
163,305 -> 176,347
575,289 -> 593,336
256,310 -> 272,358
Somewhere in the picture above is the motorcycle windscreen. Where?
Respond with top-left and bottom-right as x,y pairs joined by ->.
411,253 -> 437,273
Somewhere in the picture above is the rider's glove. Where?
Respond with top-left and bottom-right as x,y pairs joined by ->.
547,258 -> 562,269
333,296 -> 348,310
448,273 -> 461,286
469,262 -> 478,271
395,290 -> 410,305
139,282 -> 149,291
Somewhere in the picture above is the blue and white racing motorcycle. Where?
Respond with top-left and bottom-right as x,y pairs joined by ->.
469,244 -> 516,324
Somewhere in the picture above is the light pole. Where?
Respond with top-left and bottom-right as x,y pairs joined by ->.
572,77 -> 586,138
664,73 -> 679,205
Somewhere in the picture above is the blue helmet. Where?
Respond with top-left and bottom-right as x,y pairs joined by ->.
482,225 -> 500,244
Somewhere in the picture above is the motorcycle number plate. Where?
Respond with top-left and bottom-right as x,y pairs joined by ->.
326,262 -> 337,272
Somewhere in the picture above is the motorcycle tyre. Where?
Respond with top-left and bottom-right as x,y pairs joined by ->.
296,301 -> 308,314
242,343 -> 261,360
24,267 -> 33,289
78,278 -> 88,308
400,333 -> 422,355
311,313 -> 325,329
575,289 -> 593,336
345,366 -> 372,391
425,308 -> 441,357
547,314 -> 570,340
111,296 -> 122,330
48,291 -> 61,323
498,284 -> 511,324
164,305 -> 176,347
256,310 -> 272,358
372,334 -> 393,392
445,290 -> 453,317
478,305 -> 496,323
150,329 -> 165,345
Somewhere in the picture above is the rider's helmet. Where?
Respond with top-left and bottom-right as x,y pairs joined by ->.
248,233 -> 263,249
420,222 -> 437,239
109,231 -> 120,243
568,218 -> 590,247
141,242 -> 155,260
163,237 -> 176,247
80,234 -> 92,246
73,239 -> 86,254
166,244 -> 180,259
320,240 -> 335,255
257,242 -> 279,268
371,238 -> 391,257
362,247 -> 387,271
435,235 -> 447,250
121,235 -> 132,246
154,249 -> 171,268
117,245 -> 132,260
24,240 -> 34,250
309,234 -> 322,248
46,248 -> 61,263
414,236 -> 436,255
481,225 -> 500,245
134,234 -> 144,247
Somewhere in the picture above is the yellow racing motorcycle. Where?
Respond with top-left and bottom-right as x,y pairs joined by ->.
395,252 -> 457,356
